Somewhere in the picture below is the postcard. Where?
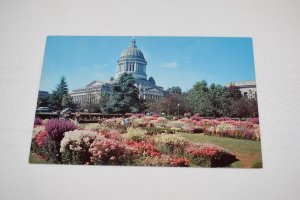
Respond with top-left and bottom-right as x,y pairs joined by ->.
30,36 -> 262,168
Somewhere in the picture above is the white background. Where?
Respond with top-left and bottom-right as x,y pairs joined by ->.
0,0 -> 300,199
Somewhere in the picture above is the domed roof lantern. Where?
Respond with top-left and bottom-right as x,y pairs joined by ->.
119,37 -> 145,59
131,37 -> 137,47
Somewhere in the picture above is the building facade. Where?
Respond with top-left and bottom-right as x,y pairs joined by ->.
70,38 -> 165,104
226,80 -> 257,98
38,90 -> 49,98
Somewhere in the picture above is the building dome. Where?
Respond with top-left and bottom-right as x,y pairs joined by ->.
120,38 -> 145,59
116,38 -> 147,80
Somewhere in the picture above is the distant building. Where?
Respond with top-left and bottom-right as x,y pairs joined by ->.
70,38 -> 166,105
38,90 -> 49,98
70,81 -> 112,105
226,80 -> 257,98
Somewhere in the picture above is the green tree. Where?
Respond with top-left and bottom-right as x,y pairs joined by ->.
98,92 -> 110,112
159,94 -> 187,115
148,77 -> 156,86
103,73 -> 145,114
185,80 -> 214,116
49,76 -> 70,110
208,84 -> 232,117
247,98 -> 259,117
37,95 -> 50,107
228,84 -> 242,100
167,86 -> 182,95
62,94 -> 77,109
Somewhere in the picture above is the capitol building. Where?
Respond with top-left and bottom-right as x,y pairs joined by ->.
70,38 -> 166,105
225,80 -> 257,99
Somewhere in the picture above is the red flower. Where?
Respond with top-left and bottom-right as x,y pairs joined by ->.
35,130 -> 47,147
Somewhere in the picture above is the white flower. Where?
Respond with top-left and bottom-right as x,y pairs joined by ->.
60,130 -> 104,153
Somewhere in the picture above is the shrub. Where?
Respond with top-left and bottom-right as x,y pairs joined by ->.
169,157 -> 190,167
184,112 -> 191,117
44,119 -> 76,163
42,119 -> 49,125
135,155 -> 172,167
34,117 -> 43,126
89,139 -> 127,165
151,113 -> 160,118
164,115 -> 173,120
197,119 -> 221,127
147,118 -> 168,129
60,130 -> 104,165
135,155 -> 189,167
215,123 -> 235,136
248,117 -> 259,124
186,143 -> 237,167
154,134 -> 187,155
35,131 -> 47,147
101,118 -> 123,129
32,126 -> 45,139
45,119 -> 76,142
31,127 -> 48,160
101,130 -> 121,140
182,125 -> 203,133
216,117 -> 231,121
85,123 -> 109,132
204,121 -> 260,140
131,118 -> 148,127
190,113 -> 203,121
144,126 -> 175,135
123,127 -> 147,142
124,140 -> 161,158
168,121 -> 184,130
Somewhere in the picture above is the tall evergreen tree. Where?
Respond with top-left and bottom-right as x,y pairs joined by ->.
49,76 -> 70,110
103,73 -> 145,114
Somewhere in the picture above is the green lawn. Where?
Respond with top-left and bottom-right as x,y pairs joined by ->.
29,153 -> 49,164
178,132 -> 262,168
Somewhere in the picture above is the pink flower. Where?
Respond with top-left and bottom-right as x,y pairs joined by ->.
110,156 -> 116,161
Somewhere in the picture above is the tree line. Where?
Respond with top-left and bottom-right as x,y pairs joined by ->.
37,74 -> 258,118
148,80 -> 258,118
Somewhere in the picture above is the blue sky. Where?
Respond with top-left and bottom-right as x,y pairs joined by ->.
40,36 -> 256,92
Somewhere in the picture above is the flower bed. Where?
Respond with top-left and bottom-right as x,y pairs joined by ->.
30,118 -> 241,167
204,121 -> 260,140
186,143 -> 237,167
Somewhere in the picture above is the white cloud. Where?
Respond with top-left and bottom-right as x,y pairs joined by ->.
160,62 -> 178,68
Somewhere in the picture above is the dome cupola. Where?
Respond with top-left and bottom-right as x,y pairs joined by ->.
116,37 -> 147,80
120,38 -> 145,59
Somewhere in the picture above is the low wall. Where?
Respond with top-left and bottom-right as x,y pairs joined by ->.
35,112 -> 131,120
35,112 -> 248,123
